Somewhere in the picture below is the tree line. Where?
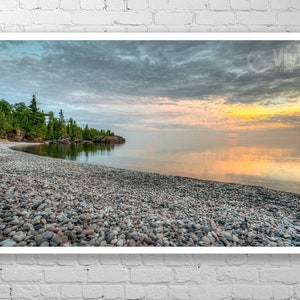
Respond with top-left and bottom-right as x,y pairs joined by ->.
0,95 -> 114,140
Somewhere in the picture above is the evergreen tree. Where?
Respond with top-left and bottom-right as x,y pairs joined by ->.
12,102 -> 31,132
29,94 -> 38,114
27,95 -> 46,137
58,109 -> 67,136
83,124 -> 91,140
46,111 -> 55,140
0,96 -> 115,141
0,111 -> 10,136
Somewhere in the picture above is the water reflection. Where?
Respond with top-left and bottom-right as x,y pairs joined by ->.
17,143 -> 117,161
167,146 -> 300,193
15,130 -> 300,194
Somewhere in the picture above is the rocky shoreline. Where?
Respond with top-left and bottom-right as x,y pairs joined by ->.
0,141 -> 300,247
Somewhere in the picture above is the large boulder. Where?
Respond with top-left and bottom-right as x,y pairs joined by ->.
4,129 -> 26,142
3,130 -> 42,143
94,135 -> 125,144
57,135 -> 71,144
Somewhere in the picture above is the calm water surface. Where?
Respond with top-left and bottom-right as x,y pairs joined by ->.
18,130 -> 300,194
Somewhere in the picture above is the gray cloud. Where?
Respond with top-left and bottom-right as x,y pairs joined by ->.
0,40 -> 300,130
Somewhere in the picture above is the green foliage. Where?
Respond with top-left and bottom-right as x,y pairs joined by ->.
0,96 -> 114,141
0,111 -> 10,136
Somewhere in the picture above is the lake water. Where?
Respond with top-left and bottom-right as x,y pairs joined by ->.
18,130 -> 300,194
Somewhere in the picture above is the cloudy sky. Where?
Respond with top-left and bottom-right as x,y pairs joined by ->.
1,40 -> 300,134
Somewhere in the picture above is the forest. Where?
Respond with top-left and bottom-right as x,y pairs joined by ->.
0,95 -> 114,141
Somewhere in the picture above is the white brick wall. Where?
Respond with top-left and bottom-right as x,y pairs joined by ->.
0,255 -> 299,299
0,0 -> 299,31
0,1 -> 300,299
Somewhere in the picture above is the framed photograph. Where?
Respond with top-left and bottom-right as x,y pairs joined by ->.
0,33 -> 299,254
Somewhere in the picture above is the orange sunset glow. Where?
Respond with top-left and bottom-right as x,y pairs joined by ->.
115,96 -> 300,131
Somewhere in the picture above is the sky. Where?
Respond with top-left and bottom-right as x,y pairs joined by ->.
0,40 -> 300,135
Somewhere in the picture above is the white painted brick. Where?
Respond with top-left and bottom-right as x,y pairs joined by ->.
145,285 -> 168,300
217,268 -> 259,284
247,254 -> 270,266
57,255 -> 79,266
291,0 -> 300,9
174,268 -> 197,283
79,255 -> 99,266
168,286 -> 189,300
128,0 -> 148,10
269,255 -> 290,266
20,0 -> 39,10
164,255 -> 194,266
271,0 -> 290,10
210,0 -> 230,11
0,0 -> 17,10
2,268 -> 42,282
232,285 -> 252,300
189,286 -> 214,300
227,25 -> 249,31
125,285 -> 145,299
83,285 -> 104,299
163,25 -> 189,31
231,0 -> 250,10
36,255 -> 57,266
88,267 -> 129,283
63,25 -> 89,31
278,13 -> 300,25
0,285 -> 10,299
39,0 -> 59,10
214,285 -> 232,300
188,0 -> 207,9
196,12 -> 235,25
250,0 -> 269,10
61,285 -> 82,298
147,25 -> 168,32
0,12 -> 30,24
16,255 -> 36,265
11,285 -> 40,299
253,286 -> 273,300
155,12 -> 193,25
33,12 -> 72,24
113,12 -> 152,24
73,12 -> 112,24
260,269 -> 300,284
0,254 -> 14,265
23,25 -> 47,31
295,286 -> 300,299
227,255 -> 247,266
193,255 -> 226,267
103,285 -> 124,300
195,267 -> 218,285
210,25 -> 233,31
105,25 -> 128,31
248,25 -> 283,32
40,286 -> 61,299
236,12 -> 276,25
143,255 -> 164,266
106,0 -> 125,11
121,255 -> 143,266
60,0 -> 80,10
80,0 -> 105,10
45,268 -> 87,282
100,255 -> 122,265
131,268 -> 173,283
273,286 -> 293,300
169,0 -> 188,10
291,255 -> 300,265
149,0 -> 168,10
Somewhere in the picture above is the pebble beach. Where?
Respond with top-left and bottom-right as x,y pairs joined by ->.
0,141 -> 300,247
